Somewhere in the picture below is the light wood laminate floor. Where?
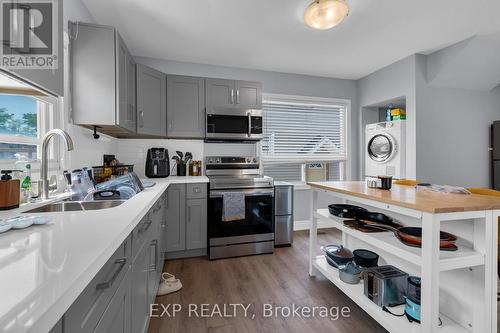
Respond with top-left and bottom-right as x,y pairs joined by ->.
149,229 -> 388,333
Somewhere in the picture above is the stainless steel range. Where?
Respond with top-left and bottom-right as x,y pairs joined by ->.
206,156 -> 274,260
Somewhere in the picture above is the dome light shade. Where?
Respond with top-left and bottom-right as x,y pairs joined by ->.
304,0 -> 349,30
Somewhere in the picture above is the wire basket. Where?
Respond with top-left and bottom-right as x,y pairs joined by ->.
92,165 -> 134,184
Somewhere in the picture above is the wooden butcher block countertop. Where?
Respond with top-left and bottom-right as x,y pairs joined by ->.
308,181 -> 500,214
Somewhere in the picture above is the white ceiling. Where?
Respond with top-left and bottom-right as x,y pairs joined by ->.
81,0 -> 500,80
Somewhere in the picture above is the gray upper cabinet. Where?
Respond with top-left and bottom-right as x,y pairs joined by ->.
70,22 -> 136,136
166,75 -> 205,138
186,198 -> 207,250
206,78 -> 262,109
165,184 -> 186,252
206,78 -> 235,108
137,64 -> 166,136
7,0 -> 64,96
116,34 -> 136,132
235,80 -> 262,109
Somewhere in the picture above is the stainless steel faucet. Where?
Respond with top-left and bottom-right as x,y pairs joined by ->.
41,129 -> 74,199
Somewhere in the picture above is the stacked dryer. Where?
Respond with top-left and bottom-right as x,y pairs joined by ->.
365,121 -> 406,179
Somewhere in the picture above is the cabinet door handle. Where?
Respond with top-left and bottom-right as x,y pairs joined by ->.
148,240 -> 158,271
230,89 -> 234,104
139,110 -> 144,128
139,218 -> 152,234
96,258 -> 127,290
236,89 -> 240,104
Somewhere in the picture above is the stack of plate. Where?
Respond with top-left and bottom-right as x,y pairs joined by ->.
0,215 -> 52,234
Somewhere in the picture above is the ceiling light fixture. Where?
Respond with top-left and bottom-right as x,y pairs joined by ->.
304,0 -> 349,30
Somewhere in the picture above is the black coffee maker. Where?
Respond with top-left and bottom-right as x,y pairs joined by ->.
145,148 -> 170,178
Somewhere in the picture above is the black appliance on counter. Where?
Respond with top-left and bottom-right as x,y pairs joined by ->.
206,156 -> 274,259
145,148 -> 170,178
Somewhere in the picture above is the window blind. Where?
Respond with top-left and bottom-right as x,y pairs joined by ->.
263,163 -> 302,182
261,99 -> 347,164
262,161 -> 343,182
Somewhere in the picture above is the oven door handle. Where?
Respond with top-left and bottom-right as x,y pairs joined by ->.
210,189 -> 274,198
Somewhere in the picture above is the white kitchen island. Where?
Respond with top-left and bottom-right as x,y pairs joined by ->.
308,181 -> 500,333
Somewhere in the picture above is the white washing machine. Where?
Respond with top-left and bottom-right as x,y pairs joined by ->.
365,121 -> 406,179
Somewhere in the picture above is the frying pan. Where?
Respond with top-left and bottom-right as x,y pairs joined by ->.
328,204 -> 367,219
360,220 -> 457,248
358,211 -> 394,225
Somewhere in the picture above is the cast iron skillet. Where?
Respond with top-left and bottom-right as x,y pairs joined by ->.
328,204 -> 367,219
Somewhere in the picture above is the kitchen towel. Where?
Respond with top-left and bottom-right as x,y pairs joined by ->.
222,192 -> 245,222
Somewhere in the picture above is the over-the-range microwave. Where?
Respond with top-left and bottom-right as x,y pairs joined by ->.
206,108 -> 263,141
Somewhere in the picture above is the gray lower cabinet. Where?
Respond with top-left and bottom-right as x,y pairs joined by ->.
186,199 -> 207,250
165,183 -> 207,258
93,273 -> 131,333
130,241 -> 149,333
166,75 -> 205,138
137,64 -> 167,136
206,78 -> 262,109
64,237 -> 130,333
59,196 -> 165,333
165,184 -> 186,252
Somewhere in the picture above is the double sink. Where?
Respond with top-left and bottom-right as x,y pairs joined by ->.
24,199 -> 126,213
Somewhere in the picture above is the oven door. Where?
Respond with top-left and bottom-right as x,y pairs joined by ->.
206,108 -> 263,140
208,188 -> 274,242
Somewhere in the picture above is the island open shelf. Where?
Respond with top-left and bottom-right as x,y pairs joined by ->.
308,181 -> 500,333
314,209 -> 485,271
313,255 -> 469,333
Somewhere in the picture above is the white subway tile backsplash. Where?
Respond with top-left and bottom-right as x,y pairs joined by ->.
77,137 -> 260,179
116,139 -> 204,178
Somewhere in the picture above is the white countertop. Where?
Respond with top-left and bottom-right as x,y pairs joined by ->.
0,176 -> 208,333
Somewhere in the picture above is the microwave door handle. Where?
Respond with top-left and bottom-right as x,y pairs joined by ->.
247,112 -> 251,137
230,89 -> 234,104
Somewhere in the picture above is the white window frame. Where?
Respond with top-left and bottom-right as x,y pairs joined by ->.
261,93 -> 351,182
0,93 -> 61,170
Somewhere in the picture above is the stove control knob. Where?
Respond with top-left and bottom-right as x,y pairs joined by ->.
208,159 -> 213,164
246,158 -> 251,163
216,158 -> 221,163
252,158 -> 257,163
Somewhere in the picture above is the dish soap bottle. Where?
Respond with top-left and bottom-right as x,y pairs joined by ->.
14,154 -> 30,203
20,163 -> 31,203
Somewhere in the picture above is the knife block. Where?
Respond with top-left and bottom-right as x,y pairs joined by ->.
0,179 -> 20,210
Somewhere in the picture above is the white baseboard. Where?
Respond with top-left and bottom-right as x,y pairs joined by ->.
293,219 -> 336,231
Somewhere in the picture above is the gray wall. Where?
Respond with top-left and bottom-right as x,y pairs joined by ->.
415,54 -> 500,187
136,57 -> 360,179
356,55 -> 417,179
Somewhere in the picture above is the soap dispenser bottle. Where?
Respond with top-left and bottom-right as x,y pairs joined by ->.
0,170 -> 20,210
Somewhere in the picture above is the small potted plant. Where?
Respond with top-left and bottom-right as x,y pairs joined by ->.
172,151 -> 192,176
